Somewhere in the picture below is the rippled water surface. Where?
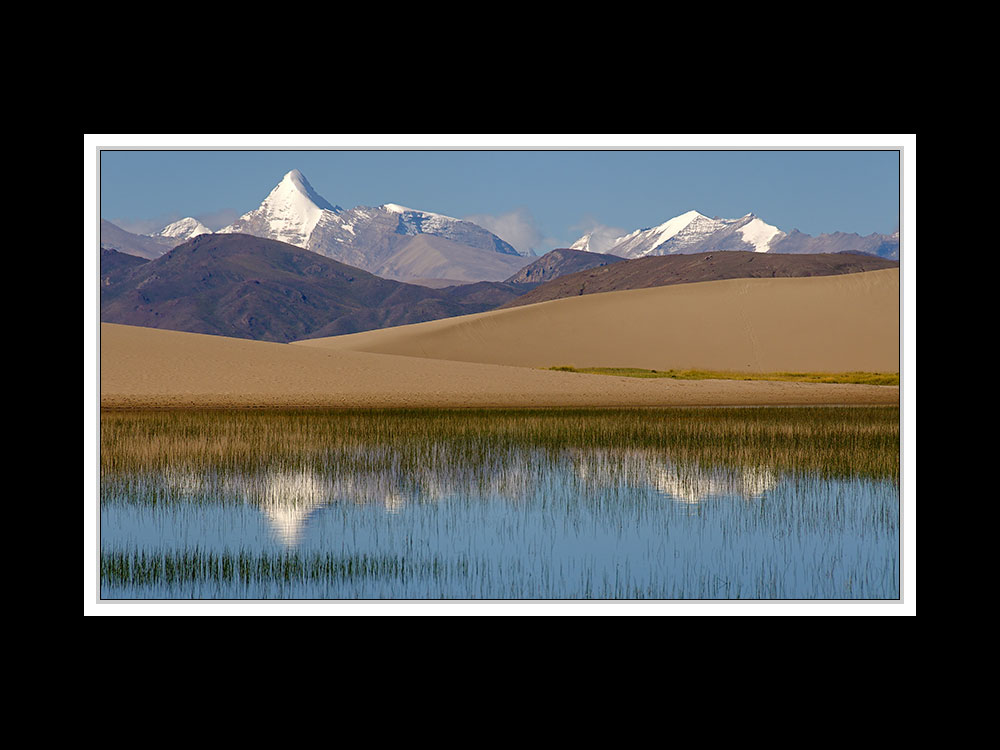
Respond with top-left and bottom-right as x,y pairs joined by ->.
99,408 -> 900,599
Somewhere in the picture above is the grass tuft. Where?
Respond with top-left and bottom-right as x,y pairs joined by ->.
546,367 -> 899,386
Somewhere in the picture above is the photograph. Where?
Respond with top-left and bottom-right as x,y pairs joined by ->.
85,135 -> 914,614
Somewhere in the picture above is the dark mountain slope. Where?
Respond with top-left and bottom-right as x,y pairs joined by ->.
101,247 -> 148,277
505,248 -> 624,285
499,251 -> 899,309
100,233 -> 529,342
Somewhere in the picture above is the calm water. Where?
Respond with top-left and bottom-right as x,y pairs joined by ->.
100,410 -> 899,600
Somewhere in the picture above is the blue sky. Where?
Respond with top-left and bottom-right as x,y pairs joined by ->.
99,147 -> 900,255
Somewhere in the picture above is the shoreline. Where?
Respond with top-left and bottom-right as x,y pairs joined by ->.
100,401 -> 901,411
100,386 -> 900,410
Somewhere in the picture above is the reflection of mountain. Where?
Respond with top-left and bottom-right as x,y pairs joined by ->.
574,449 -> 777,505
154,449 -> 778,547
243,471 -> 412,543
646,465 -> 776,504
160,468 -> 331,546
253,470 -> 329,545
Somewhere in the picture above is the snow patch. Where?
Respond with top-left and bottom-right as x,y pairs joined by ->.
644,210 -> 706,253
155,217 -> 212,240
737,217 -> 783,253
382,203 -> 458,222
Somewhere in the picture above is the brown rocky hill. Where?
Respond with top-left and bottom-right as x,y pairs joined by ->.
100,233 -> 530,343
504,248 -> 624,285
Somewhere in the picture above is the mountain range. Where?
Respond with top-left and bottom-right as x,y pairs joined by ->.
100,169 -> 899,288
100,229 -> 898,344
100,234 -> 533,343
98,167 -> 901,343
101,170 -> 533,284
571,210 -> 899,260
218,170 -> 533,284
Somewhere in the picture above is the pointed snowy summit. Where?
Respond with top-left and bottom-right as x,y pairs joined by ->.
278,169 -> 339,213
218,169 -> 342,248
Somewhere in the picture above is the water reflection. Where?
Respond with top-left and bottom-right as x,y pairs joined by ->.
152,448 -> 782,547
100,411 -> 899,599
573,449 -> 777,505
252,470 -> 328,545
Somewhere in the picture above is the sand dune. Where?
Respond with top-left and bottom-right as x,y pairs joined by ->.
295,269 -> 900,374
100,322 -> 897,408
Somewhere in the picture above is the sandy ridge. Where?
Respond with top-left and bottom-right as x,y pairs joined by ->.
294,269 -> 901,374
101,270 -> 900,409
100,322 -> 898,409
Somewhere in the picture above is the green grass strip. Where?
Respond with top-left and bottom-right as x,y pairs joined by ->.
546,367 -> 899,386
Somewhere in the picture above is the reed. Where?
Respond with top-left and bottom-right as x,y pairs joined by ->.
100,406 -> 900,483
101,548 -> 464,588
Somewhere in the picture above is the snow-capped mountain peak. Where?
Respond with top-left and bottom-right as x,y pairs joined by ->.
571,209 -> 790,258
569,232 -> 595,251
737,215 -> 784,253
202,169 -> 530,278
277,169 -> 339,213
154,217 -> 212,240
642,210 -> 708,252
218,169 -> 342,248
568,208 -> 900,259
608,210 -> 731,258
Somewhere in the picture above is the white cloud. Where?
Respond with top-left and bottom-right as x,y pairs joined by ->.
464,207 -> 545,256
569,216 -> 629,253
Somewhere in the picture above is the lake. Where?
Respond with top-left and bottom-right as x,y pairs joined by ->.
99,407 -> 899,600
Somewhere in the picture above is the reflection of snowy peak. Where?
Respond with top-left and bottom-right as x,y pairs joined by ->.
155,217 -> 212,241
647,464 -> 777,505
573,448 -> 778,505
